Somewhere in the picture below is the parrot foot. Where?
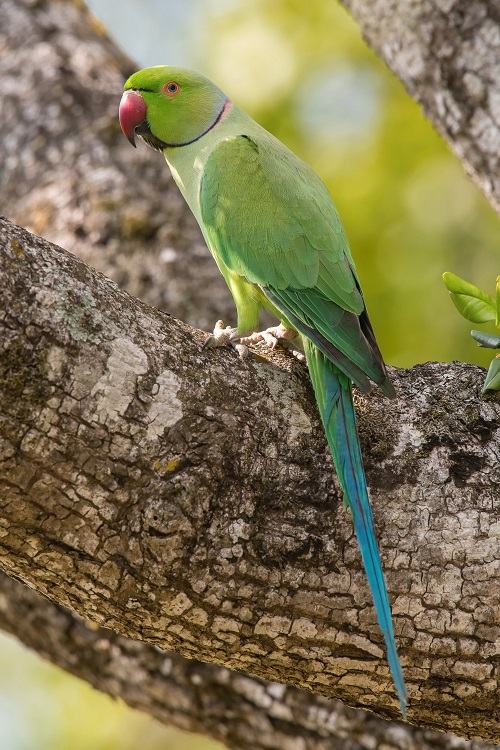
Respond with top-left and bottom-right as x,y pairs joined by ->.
202,320 -> 249,359
240,324 -> 305,362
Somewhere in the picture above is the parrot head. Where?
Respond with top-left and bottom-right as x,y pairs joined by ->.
119,66 -> 228,150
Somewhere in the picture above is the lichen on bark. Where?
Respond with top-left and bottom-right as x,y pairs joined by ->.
0,218 -> 499,740
1,0 -> 499,746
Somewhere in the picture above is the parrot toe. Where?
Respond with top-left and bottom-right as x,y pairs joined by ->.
202,320 -> 249,359
240,324 -> 302,357
203,322 -> 302,363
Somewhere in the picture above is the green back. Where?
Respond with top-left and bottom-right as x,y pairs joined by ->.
200,132 -> 392,394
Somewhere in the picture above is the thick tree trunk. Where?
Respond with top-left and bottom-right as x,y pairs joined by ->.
1,218 -> 499,741
341,0 -> 500,215
1,574 -> 496,750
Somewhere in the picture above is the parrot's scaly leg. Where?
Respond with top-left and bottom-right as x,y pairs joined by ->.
240,324 -> 305,361
202,320 -> 249,359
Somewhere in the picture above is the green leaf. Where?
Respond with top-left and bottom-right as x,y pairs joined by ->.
450,295 -> 496,324
471,330 -> 500,349
442,272 -> 496,324
482,356 -> 500,392
442,271 -> 492,298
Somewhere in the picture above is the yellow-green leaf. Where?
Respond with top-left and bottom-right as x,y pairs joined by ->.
442,272 -> 496,324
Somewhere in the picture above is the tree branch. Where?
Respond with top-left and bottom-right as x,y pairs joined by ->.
2,0 -> 499,745
0,218 -> 498,740
1,574 -> 496,750
341,0 -> 500,214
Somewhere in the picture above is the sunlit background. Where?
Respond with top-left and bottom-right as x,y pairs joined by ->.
3,0 -> 499,748
84,0 -> 500,368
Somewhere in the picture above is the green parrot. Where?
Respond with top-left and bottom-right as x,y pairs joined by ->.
119,66 -> 407,715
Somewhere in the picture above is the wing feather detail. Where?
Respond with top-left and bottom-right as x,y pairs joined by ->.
200,133 -> 392,393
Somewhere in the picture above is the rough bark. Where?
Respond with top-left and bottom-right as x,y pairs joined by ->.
341,0 -> 500,214
1,574 -> 497,750
1,1 -> 499,747
0,218 -> 499,741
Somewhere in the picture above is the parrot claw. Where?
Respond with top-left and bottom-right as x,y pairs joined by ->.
203,321 -> 302,363
240,324 -> 303,360
290,349 -> 306,362
202,320 -> 249,359
233,343 -> 249,359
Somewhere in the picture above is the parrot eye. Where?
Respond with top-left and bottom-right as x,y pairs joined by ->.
163,81 -> 180,96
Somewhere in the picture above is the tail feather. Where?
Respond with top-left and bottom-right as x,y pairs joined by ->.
303,337 -> 407,716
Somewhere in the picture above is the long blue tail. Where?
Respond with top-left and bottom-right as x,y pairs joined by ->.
303,338 -> 407,716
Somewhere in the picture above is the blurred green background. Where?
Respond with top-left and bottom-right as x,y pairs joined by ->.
86,0 -> 500,368
3,0 -> 499,748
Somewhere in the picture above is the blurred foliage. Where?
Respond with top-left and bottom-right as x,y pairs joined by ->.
196,0 -> 500,368
85,0 -> 500,366
4,0 -> 500,748
0,632 -> 224,750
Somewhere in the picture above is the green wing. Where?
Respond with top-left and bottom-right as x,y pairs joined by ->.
200,133 -> 393,395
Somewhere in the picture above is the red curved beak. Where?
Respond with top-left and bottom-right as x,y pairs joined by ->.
119,90 -> 147,147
